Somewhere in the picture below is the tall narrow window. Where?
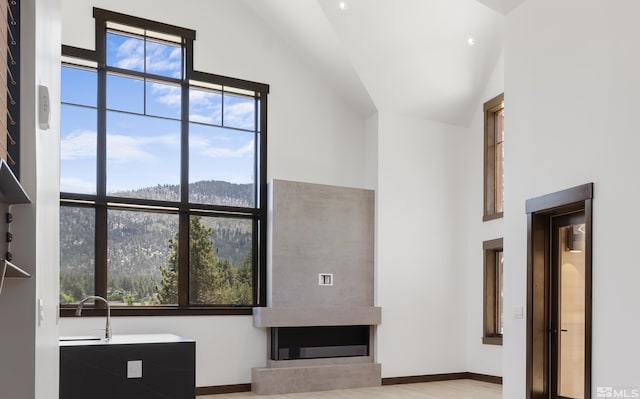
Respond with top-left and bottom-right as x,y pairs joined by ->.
483,93 -> 504,221
60,9 -> 268,315
483,238 -> 503,345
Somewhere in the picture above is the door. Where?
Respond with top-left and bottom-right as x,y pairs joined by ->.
526,183 -> 592,399
550,213 -> 586,399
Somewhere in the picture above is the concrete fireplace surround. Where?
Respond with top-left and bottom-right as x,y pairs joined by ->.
252,180 -> 381,395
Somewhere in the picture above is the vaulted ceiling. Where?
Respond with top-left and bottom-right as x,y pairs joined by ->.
244,0 -> 525,126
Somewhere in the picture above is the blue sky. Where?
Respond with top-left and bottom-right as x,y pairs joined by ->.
61,32 -> 257,197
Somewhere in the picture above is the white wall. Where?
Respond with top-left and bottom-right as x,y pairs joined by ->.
372,47 -> 505,379
0,0 -> 61,398
458,49 -> 504,377
59,0 -> 370,387
375,112 -> 467,377
504,1 -> 640,397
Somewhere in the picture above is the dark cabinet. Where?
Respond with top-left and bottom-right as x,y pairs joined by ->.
60,335 -> 195,399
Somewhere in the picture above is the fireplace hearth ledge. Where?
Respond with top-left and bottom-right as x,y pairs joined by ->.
253,306 -> 381,328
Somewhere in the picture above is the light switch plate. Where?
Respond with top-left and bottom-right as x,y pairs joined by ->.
513,305 -> 524,319
318,273 -> 333,286
37,299 -> 45,326
127,360 -> 143,379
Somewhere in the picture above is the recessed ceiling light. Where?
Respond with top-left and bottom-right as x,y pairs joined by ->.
467,37 -> 475,46
339,1 -> 349,11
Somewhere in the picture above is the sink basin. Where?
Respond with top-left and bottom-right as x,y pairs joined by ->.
59,336 -> 102,342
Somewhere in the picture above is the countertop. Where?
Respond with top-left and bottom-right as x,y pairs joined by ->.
59,333 -> 194,347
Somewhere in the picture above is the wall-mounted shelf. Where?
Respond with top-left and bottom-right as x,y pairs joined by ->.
0,158 -> 30,204
0,157 -> 32,294
0,258 -> 31,294
3,259 -> 30,278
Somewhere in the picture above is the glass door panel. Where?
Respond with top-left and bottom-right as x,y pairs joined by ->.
554,221 -> 586,399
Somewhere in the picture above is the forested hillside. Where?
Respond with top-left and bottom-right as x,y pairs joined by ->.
60,180 -> 254,306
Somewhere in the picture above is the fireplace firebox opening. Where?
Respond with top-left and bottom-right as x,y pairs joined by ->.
271,325 -> 370,361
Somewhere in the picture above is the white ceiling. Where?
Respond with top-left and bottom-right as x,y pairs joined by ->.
476,0 -> 527,15
244,0 -> 510,126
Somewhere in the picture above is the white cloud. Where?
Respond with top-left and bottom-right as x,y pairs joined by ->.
191,136 -> 254,159
190,89 -> 220,106
60,177 -> 96,194
224,102 -> 254,130
150,83 -> 181,107
61,131 -> 96,160
107,133 -> 179,163
60,128 -> 179,164
107,134 -> 154,163
115,38 -> 144,70
146,42 -> 182,74
188,90 -> 222,124
189,114 -> 215,124
113,38 -> 182,76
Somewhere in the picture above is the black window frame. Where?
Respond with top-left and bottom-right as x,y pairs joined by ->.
59,8 -> 268,317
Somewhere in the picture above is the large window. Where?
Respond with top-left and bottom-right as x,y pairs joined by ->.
60,9 -> 268,315
483,238 -> 503,345
483,93 -> 504,221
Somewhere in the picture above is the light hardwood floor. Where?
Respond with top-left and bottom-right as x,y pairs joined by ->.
199,379 -> 502,399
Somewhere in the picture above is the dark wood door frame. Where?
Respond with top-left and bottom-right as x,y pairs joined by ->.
525,183 -> 593,399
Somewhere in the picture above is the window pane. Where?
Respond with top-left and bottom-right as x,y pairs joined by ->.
106,111 -> 180,200
496,109 -> 504,143
61,104 -> 97,194
189,215 -> 253,305
223,93 -> 255,130
497,250 -> 504,335
107,73 -> 144,114
189,87 -> 222,125
107,209 -> 178,306
495,142 -> 504,213
60,206 -> 95,304
146,39 -> 183,79
62,66 -> 96,106
146,80 -> 181,119
495,109 -> 504,213
107,32 -> 144,73
189,124 -> 255,207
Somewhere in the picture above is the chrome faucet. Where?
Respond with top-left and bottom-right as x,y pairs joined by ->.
76,296 -> 112,340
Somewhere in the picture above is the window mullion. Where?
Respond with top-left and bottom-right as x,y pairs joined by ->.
178,211 -> 189,307
96,20 -> 107,198
95,17 -> 108,302
258,95 -> 268,306
95,204 -> 108,300
178,66 -> 190,308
